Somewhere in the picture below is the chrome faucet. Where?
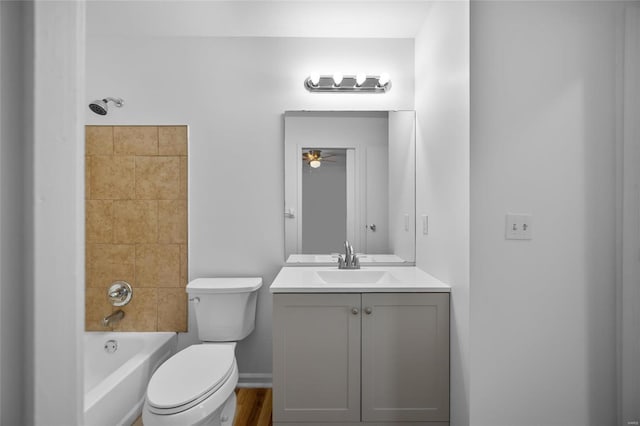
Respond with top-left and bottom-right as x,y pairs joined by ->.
102,309 -> 125,327
338,241 -> 360,269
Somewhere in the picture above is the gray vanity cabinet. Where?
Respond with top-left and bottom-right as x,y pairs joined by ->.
361,293 -> 449,422
273,292 -> 450,425
272,293 -> 362,423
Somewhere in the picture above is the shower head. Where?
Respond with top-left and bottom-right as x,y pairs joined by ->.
88,97 -> 124,115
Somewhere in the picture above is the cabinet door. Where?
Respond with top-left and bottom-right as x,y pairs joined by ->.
273,293 -> 361,423
361,293 -> 450,422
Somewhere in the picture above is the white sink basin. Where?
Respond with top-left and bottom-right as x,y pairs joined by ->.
270,266 -> 451,293
316,270 -> 392,284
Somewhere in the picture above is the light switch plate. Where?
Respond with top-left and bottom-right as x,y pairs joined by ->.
506,213 -> 533,240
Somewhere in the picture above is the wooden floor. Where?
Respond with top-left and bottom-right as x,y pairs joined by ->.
234,388 -> 272,426
132,388 -> 272,426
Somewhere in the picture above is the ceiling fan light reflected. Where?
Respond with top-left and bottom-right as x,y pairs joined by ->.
309,159 -> 321,168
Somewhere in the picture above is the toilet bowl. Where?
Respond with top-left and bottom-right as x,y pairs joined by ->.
143,277 -> 262,426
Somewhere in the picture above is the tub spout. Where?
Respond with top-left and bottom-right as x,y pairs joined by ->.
102,309 -> 125,327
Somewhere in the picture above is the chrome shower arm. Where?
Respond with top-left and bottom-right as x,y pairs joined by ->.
103,97 -> 124,107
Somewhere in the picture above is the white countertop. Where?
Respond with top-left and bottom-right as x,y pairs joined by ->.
270,266 -> 451,293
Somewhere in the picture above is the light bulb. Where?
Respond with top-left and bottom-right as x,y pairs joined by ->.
378,73 -> 390,86
309,72 -> 320,86
355,73 -> 367,86
309,160 -> 321,168
333,73 -> 343,87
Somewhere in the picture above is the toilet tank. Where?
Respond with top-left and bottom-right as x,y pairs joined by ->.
186,277 -> 262,342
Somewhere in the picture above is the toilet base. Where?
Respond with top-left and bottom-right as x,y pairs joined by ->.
143,361 -> 238,426
220,392 -> 236,425
196,392 -> 236,426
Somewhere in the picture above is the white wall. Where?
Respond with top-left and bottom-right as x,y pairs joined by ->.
470,2 -> 621,424
1,1 -> 85,424
27,2 -> 86,424
388,111 -> 416,263
86,35 -> 414,377
86,0 -> 431,39
0,2 -> 26,424
414,2 -> 470,425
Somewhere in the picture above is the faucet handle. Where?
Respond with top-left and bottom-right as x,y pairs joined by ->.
107,281 -> 133,307
344,241 -> 354,256
109,287 -> 125,299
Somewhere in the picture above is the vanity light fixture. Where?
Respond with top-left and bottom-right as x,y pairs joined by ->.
332,73 -> 344,87
304,73 -> 391,93
378,73 -> 390,86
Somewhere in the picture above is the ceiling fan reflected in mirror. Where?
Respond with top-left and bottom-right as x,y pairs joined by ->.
302,150 -> 336,168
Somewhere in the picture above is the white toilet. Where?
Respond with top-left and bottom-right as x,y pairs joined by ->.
143,277 -> 262,426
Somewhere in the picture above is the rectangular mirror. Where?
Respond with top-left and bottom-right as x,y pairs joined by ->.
284,111 -> 415,265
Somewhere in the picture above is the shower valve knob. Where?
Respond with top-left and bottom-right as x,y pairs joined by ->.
107,281 -> 132,307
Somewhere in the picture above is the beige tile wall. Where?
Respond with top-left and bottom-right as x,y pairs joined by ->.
85,126 -> 188,331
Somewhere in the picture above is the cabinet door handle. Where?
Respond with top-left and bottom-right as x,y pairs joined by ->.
364,307 -> 373,315
351,307 -> 359,315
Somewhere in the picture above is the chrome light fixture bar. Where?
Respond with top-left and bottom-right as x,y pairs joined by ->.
304,73 -> 391,93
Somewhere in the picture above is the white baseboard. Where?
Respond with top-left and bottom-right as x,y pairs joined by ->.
237,373 -> 272,388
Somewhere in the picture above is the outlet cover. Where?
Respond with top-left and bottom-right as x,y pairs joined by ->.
506,214 -> 533,240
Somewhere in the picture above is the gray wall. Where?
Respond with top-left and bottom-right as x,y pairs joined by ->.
622,5 -> 640,422
470,2 -> 621,424
0,2 -> 26,424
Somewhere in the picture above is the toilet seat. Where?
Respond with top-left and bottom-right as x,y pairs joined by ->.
146,343 -> 236,415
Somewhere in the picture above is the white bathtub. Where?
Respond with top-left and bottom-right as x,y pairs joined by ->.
84,332 -> 177,426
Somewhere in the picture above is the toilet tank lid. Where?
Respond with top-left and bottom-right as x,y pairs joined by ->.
187,277 -> 263,294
